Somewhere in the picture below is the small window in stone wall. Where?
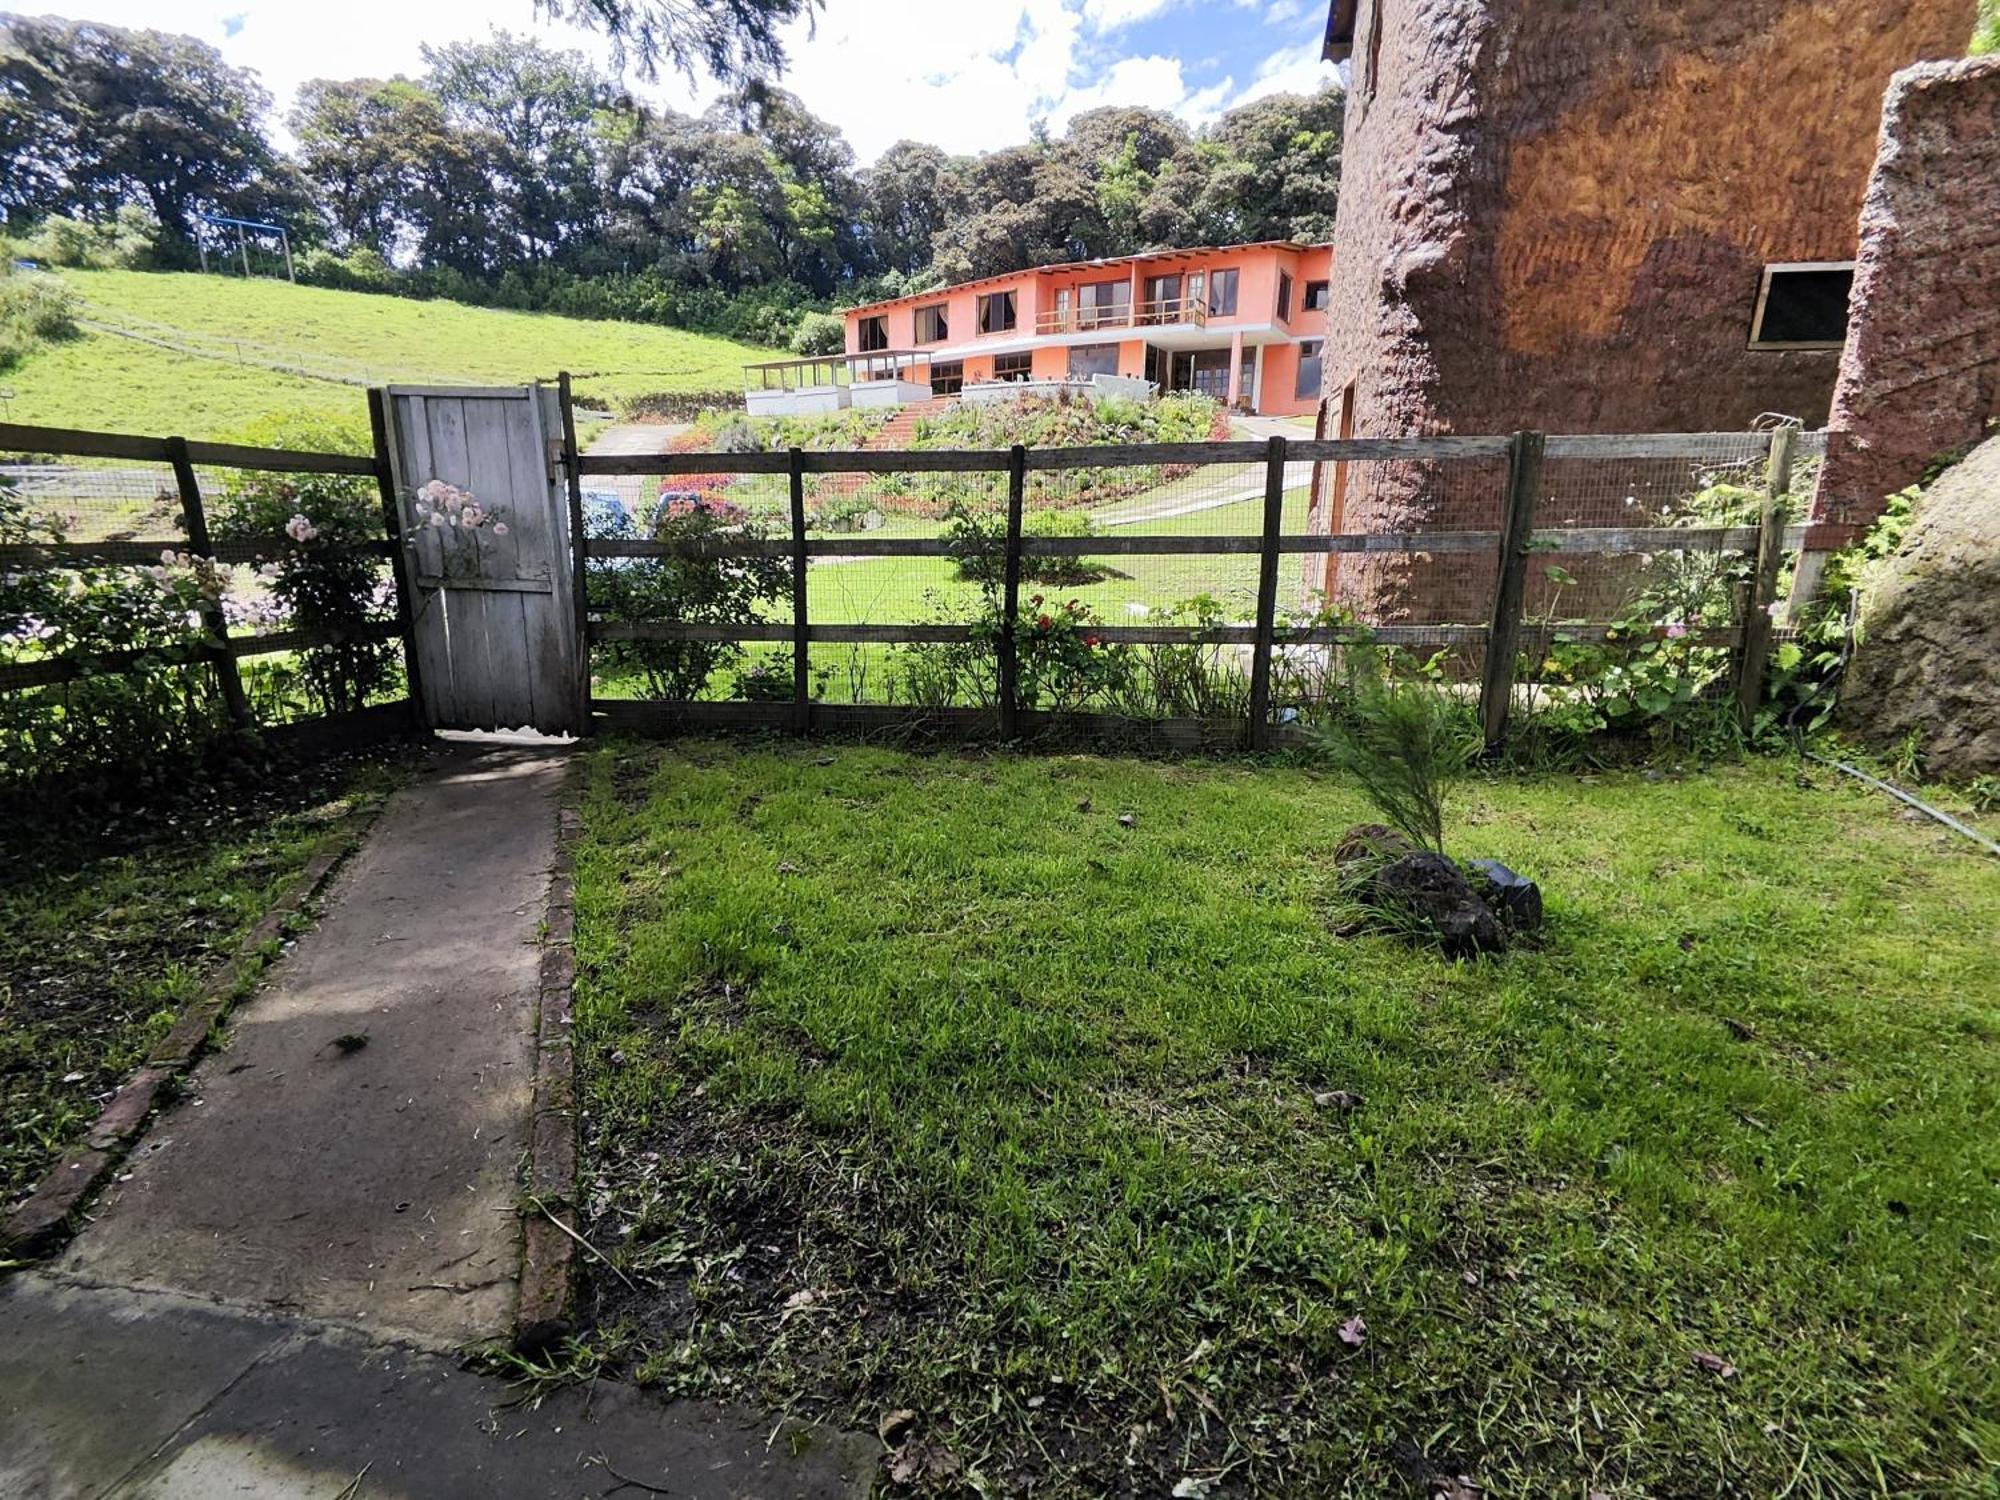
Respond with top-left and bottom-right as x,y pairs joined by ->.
1750,263 -> 1854,349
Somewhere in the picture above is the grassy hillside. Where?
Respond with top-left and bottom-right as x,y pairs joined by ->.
1,270 -> 781,440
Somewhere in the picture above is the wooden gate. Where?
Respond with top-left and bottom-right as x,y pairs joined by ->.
380,385 -> 582,733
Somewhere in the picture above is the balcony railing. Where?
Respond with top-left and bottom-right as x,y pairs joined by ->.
1034,297 -> 1209,335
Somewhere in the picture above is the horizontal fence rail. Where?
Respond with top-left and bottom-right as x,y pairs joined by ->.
568,419 -> 1814,749
1,417 -> 416,742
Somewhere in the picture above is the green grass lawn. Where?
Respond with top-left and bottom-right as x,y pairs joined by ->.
2,270 -> 782,440
571,741 -> 2000,1497
0,752 -> 408,1209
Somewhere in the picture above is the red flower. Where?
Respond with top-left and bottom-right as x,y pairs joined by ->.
1037,613 -> 1054,631
1085,634 -> 1101,647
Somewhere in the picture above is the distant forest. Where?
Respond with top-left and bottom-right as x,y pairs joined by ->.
0,16 -> 1343,349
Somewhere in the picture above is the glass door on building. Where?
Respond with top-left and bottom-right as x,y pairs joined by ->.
1141,274 -> 1182,325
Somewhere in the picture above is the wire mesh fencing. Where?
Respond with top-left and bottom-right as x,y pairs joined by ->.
2,425 -> 409,792
573,427 -> 1806,748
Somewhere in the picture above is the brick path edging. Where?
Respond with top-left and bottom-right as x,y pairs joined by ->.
1,812 -> 377,1259
515,786 -> 582,1353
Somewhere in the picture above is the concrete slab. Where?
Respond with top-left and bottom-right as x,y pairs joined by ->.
113,1325 -> 877,1500
0,1277 -> 289,1500
60,742 -> 566,1347
0,1277 -> 877,1500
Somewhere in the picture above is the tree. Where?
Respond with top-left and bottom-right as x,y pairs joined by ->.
531,0 -> 819,83
0,17 -> 302,249
422,32 -> 614,265
930,144 -> 1108,282
1201,87 -> 1343,243
863,140 -> 949,276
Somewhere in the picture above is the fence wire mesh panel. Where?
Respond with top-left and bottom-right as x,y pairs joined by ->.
191,463 -> 404,727
560,421 -> 1799,748
2,426 -> 410,794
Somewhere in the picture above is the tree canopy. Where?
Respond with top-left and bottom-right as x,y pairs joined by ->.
0,11 -> 1343,335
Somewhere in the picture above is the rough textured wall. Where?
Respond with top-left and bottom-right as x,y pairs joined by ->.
1815,55 -> 2000,529
1838,435 -> 2000,778
1315,0 -> 1976,621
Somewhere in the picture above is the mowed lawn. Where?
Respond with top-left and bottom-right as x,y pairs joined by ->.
4,269 -> 782,439
570,742 -> 2000,1498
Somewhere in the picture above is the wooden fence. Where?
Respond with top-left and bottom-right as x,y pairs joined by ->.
4,399 -> 1847,759
571,423 -> 1826,750
0,402 -> 419,754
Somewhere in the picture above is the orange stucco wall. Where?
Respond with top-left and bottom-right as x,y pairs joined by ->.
844,243 -> 1331,416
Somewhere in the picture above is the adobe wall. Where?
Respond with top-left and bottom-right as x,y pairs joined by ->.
1314,0 -> 1975,622
1814,54 -> 2000,529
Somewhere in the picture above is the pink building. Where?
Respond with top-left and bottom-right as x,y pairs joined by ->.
744,242 -> 1332,418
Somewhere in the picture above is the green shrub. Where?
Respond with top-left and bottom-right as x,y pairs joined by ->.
209,410 -> 400,717
5,206 -> 162,270
790,311 -> 846,356
1310,653 -> 1480,854
0,270 -> 82,373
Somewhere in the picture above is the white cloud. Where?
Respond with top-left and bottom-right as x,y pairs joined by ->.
1079,0 -> 1180,30
1228,39 -> 1337,107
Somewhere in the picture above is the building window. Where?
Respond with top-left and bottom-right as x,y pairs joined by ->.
1077,280 -> 1130,330
993,351 -> 1033,382
1141,273 -> 1184,324
1749,262 -> 1853,348
915,303 -> 949,344
856,314 -> 888,352
1208,268 -> 1239,317
1276,272 -> 1294,322
1295,339 -> 1324,399
1304,280 -> 1330,313
930,359 -> 964,397
977,290 -> 1016,335
1068,343 -> 1120,378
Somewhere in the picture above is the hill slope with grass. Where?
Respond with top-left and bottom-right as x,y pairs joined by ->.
1,269 -> 781,441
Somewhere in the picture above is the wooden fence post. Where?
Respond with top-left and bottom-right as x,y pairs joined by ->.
166,436 -> 251,730
1734,426 -> 1796,734
1246,433 -> 1288,750
998,444 -> 1026,741
789,446 -> 810,735
1479,430 -> 1544,752
366,387 -> 425,725
556,373 -> 593,735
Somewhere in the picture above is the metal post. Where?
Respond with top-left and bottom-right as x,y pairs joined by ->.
1479,430 -> 1544,753
166,436 -> 251,730
789,447 -> 810,734
1247,434 -> 1288,750
366,387 -> 425,726
1735,426 -> 1796,734
556,373 -> 593,734
280,228 -> 295,283
237,224 -> 250,278
998,444 -> 1027,741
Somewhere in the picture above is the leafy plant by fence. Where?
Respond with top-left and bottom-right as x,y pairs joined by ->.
574,422 -> 1841,756
0,411 -> 411,801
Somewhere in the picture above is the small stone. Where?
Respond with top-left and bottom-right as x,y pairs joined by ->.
1314,1090 -> 1365,1112
1117,813 -> 1136,828
1465,859 -> 1543,934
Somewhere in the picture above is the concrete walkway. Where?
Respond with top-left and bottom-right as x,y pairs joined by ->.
0,1278 -> 875,1498
3,740 -> 875,1497
60,740 -> 563,1347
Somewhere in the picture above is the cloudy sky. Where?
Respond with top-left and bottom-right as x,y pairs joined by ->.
57,0 -> 1337,162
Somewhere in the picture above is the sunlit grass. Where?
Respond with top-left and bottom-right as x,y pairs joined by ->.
573,741 -> 2000,1496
